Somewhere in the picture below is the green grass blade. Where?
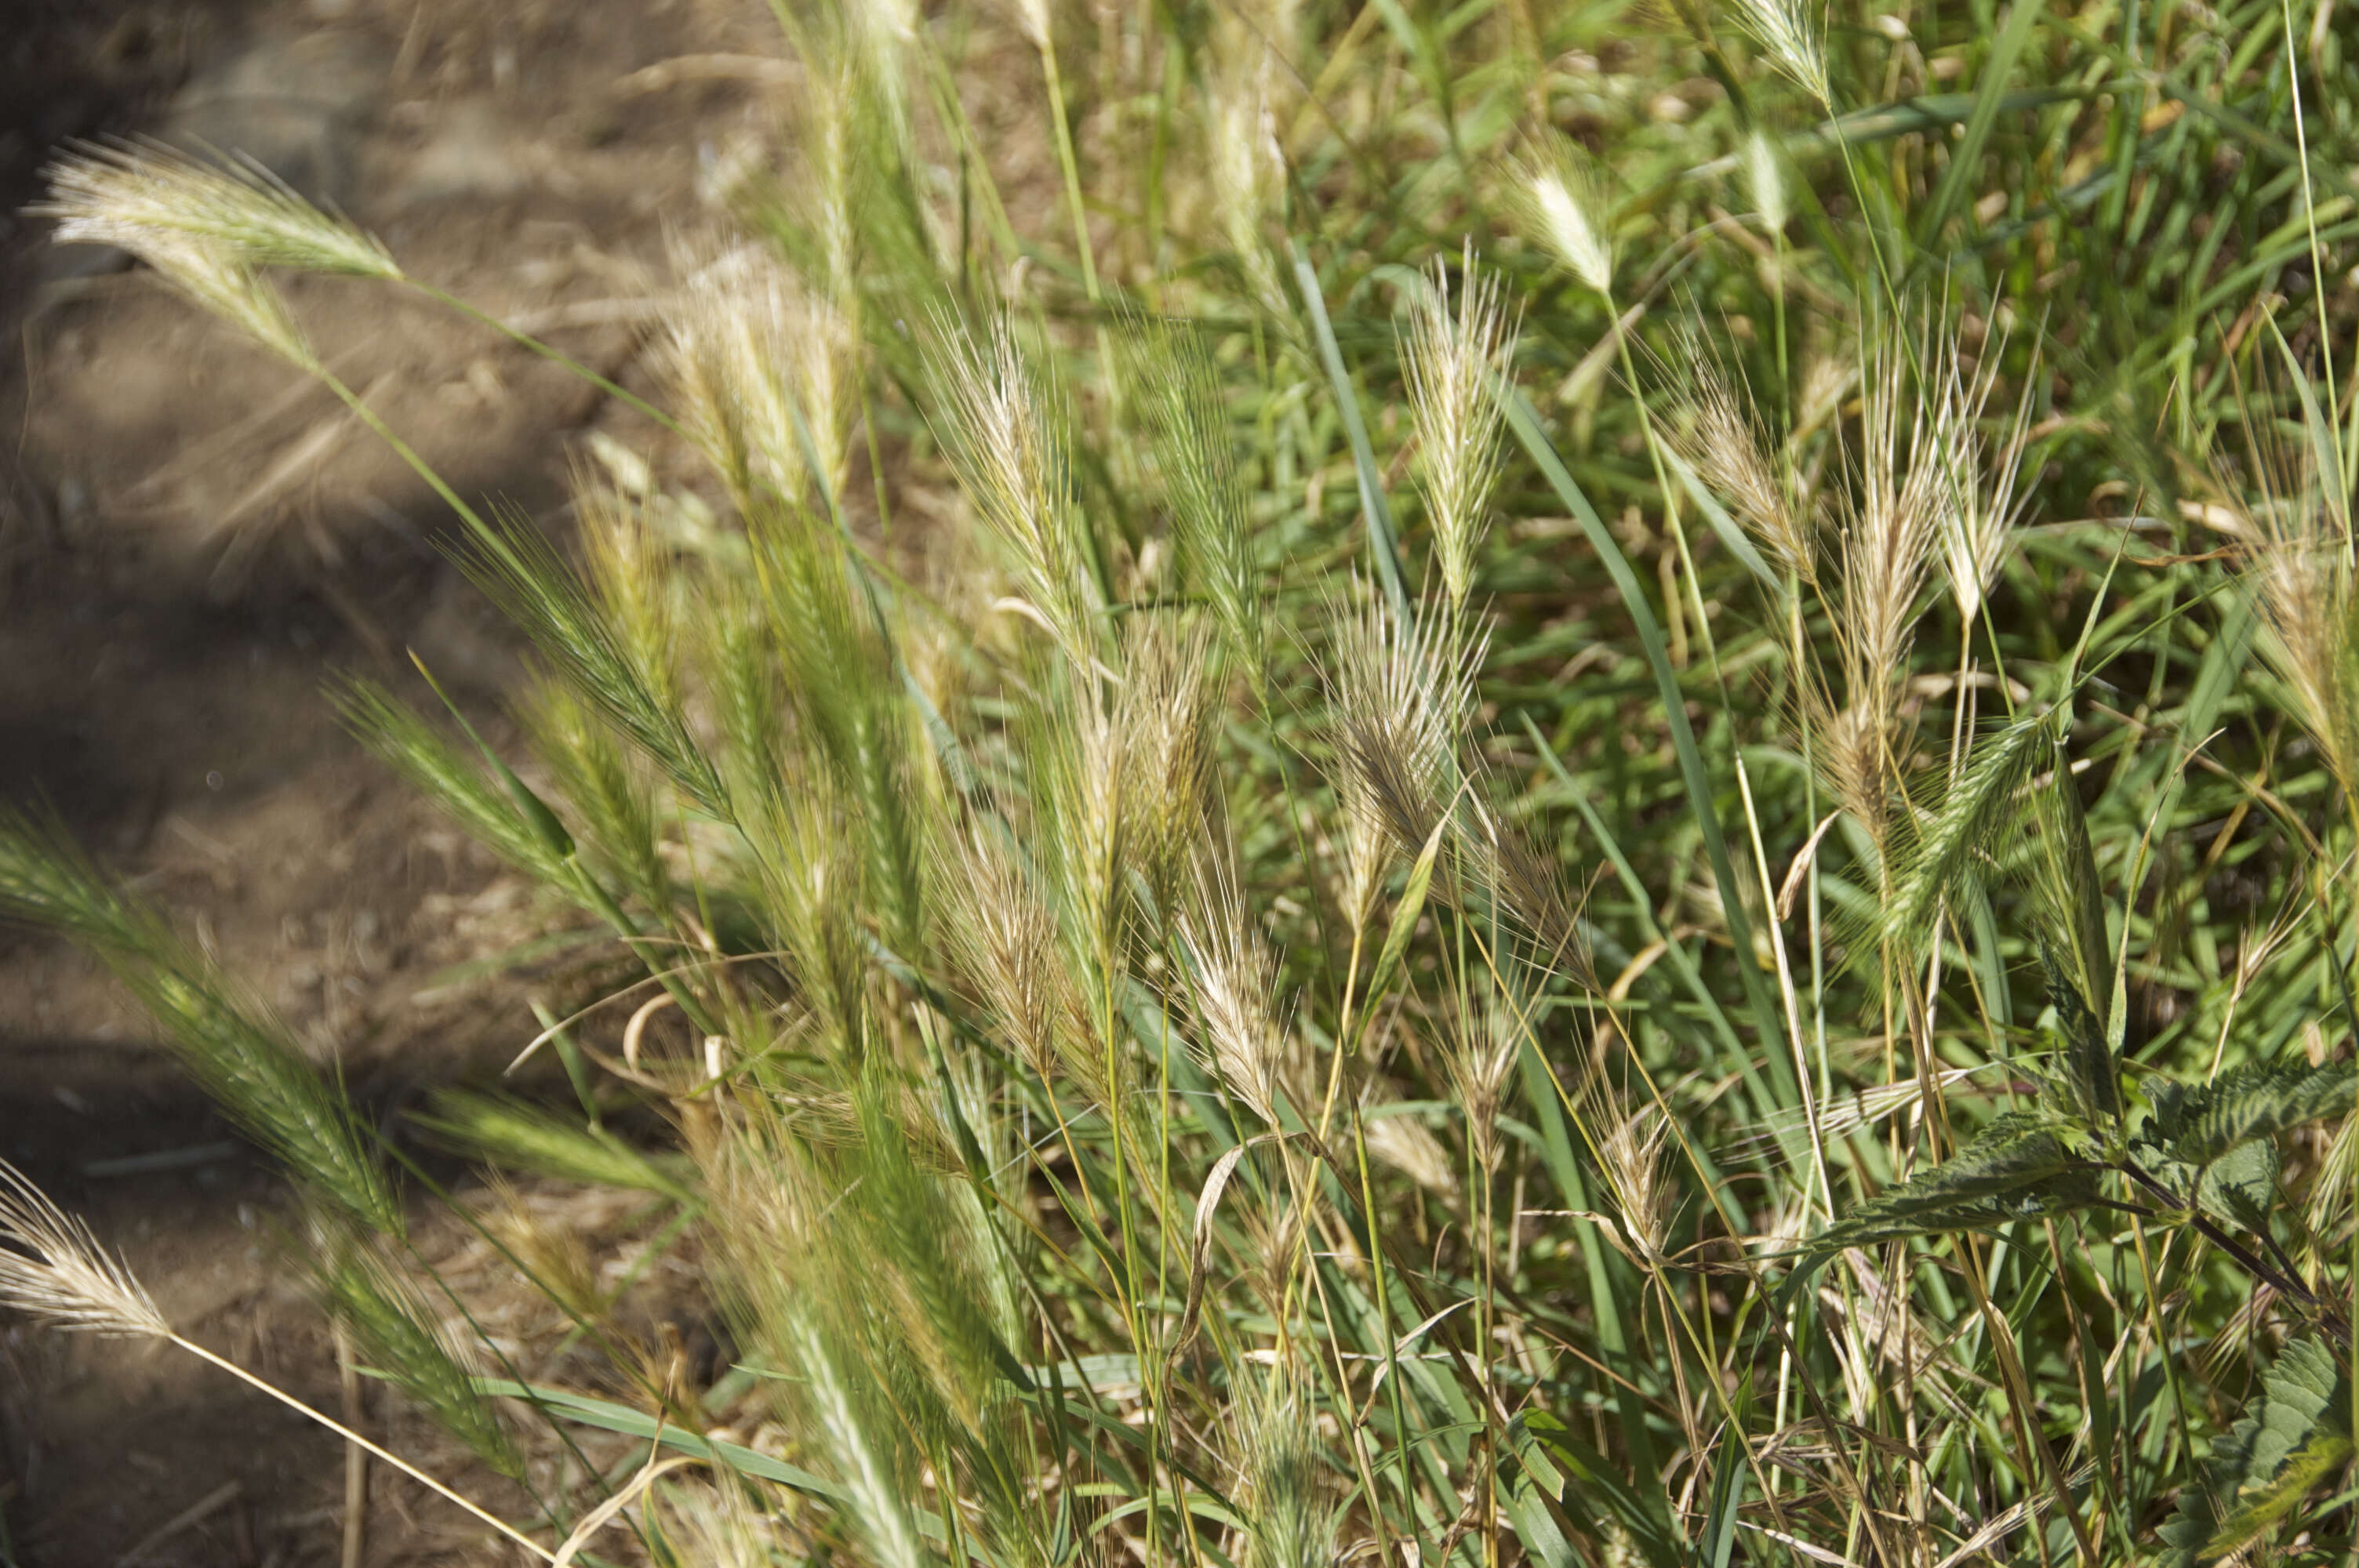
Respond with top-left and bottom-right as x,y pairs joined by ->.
1294,242 -> 1409,616
1914,0 -> 2049,253
1497,387 -> 1793,1088
475,1378 -> 845,1500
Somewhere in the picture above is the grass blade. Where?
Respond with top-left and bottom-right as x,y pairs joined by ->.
1496,385 -> 1792,1087
1294,241 -> 1408,616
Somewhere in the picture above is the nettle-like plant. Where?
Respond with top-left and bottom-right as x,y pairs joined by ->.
1791,714 -> 2359,1559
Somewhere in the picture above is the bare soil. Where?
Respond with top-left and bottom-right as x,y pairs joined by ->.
0,0 -> 784,1559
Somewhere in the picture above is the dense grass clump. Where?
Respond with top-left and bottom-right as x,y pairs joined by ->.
13,0 -> 2359,1559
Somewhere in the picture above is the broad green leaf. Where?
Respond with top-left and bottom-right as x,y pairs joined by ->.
1700,1388 -> 1750,1568
2250,1338 -> 2343,1477
2206,1431 -> 2356,1559
1508,1412 -> 1682,1568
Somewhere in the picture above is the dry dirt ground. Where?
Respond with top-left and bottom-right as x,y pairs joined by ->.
0,0 -> 798,1559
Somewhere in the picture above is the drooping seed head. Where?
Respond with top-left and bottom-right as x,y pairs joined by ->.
43,140 -> 402,283
0,1159 -> 170,1341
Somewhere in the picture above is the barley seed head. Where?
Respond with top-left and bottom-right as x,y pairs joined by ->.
44,140 -> 402,282
1674,359 -> 1812,583
929,318 -> 1101,670
1328,590 -> 1484,927
2243,476 -> 2359,796
0,1158 -> 170,1341
91,225 -> 316,369
1361,1094 -> 1459,1196
1205,54 -> 1292,317
1927,336 -> 2037,625
660,237 -> 850,514
1743,130 -> 1789,236
1114,620 -> 1220,916
1838,340 -> 1942,706
1729,0 -> 1831,103
1402,251 -> 1518,609
1014,0 -> 1056,49
1517,136 -> 1616,298
1180,865 -> 1289,1125
1577,1074 -> 1674,1265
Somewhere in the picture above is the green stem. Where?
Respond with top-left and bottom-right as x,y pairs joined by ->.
1038,36 -> 1103,307
407,281 -> 675,434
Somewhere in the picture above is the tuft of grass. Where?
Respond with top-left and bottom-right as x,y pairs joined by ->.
20,0 -> 2359,1557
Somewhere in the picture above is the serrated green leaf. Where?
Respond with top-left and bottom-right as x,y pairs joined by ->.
2150,1062 -> 2357,1167
2161,1338 -> 2351,1566
2208,1430 -> 2356,1559
1801,1112 -> 2101,1258
2195,1138 -> 2279,1233
2248,1338 -> 2343,1484
2039,937 -> 2118,1130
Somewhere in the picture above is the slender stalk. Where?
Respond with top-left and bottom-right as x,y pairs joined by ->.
1038,37 -> 1103,307
2281,0 -> 2342,449
1610,301 -> 1720,674
1736,757 -> 1829,1220
405,281 -> 676,434
171,1335 -> 556,1563
336,1327 -> 369,1568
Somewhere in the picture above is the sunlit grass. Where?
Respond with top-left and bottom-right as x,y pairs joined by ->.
9,0 -> 2359,1560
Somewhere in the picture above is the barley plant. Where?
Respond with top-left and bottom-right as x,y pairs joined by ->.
11,0 -> 2359,1559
